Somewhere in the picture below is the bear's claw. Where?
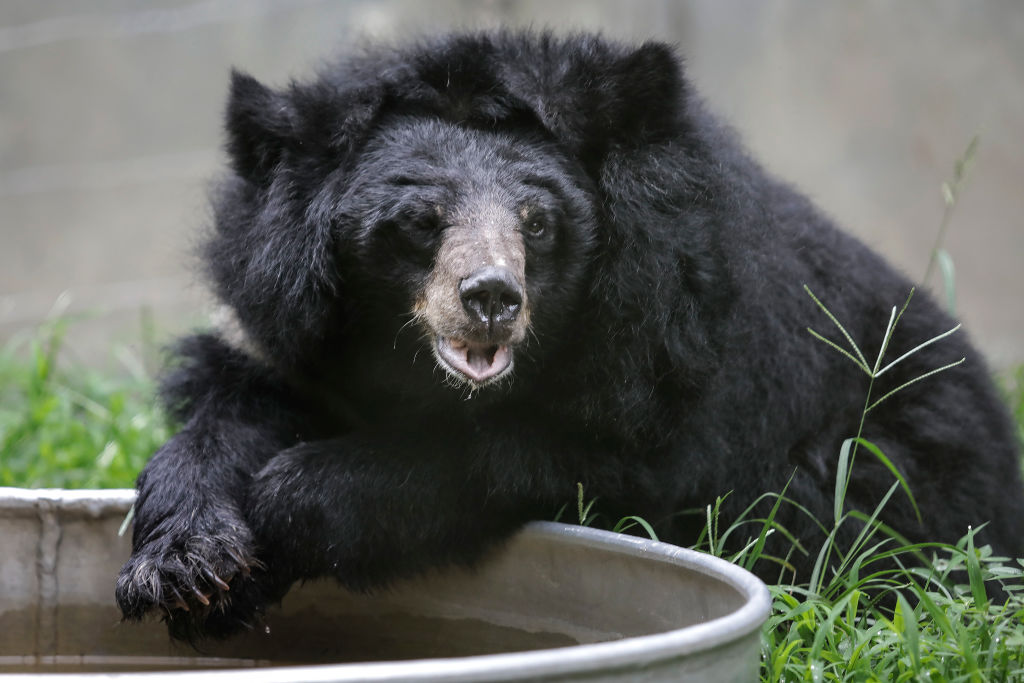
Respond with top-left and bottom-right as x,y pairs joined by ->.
115,519 -> 271,641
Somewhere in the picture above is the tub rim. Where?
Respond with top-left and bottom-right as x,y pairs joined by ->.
0,487 -> 771,682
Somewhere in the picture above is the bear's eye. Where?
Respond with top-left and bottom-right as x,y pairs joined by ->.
523,217 -> 546,238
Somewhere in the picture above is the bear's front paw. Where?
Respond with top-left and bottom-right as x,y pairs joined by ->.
115,503 -> 275,641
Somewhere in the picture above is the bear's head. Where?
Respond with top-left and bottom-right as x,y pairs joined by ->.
335,118 -> 598,389
205,31 -> 701,403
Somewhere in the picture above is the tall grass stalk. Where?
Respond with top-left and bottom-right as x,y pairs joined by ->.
922,134 -> 979,314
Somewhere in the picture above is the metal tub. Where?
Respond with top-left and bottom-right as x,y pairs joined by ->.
0,488 -> 770,681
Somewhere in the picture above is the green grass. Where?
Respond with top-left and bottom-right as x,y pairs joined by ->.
572,448 -> 1024,681
0,320 -> 168,488
568,475 -> 1024,681
752,478 -> 1024,681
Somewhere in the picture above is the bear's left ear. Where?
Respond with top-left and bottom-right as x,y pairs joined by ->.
501,40 -> 688,169
225,69 -> 297,182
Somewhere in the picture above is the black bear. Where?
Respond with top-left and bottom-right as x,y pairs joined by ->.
116,30 -> 1024,640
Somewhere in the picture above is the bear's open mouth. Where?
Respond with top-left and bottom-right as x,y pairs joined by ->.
436,336 -> 513,385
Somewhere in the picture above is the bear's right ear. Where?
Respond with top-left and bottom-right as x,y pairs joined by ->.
225,69 -> 296,182
496,39 -> 688,175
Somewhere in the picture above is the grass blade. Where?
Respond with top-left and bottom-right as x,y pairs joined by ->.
937,248 -> 957,315
867,358 -> 966,413
611,515 -> 659,541
804,285 -> 870,371
834,438 -> 853,525
965,527 -> 990,610
875,323 -> 963,378
895,591 -> 921,671
807,328 -> 871,375
848,437 -> 921,524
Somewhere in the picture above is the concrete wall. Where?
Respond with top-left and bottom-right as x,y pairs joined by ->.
2,0 -> 1021,368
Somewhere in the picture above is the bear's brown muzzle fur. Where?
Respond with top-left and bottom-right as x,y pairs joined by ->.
415,204 -> 530,386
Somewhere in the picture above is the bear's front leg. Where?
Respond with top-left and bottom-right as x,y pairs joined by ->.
116,421 -> 293,641
247,434 -> 556,591
115,333 -> 310,641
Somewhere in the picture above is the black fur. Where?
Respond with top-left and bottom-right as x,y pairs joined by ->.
116,30 -> 1024,640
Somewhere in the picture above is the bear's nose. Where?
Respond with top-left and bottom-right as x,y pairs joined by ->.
459,266 -> 523,331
